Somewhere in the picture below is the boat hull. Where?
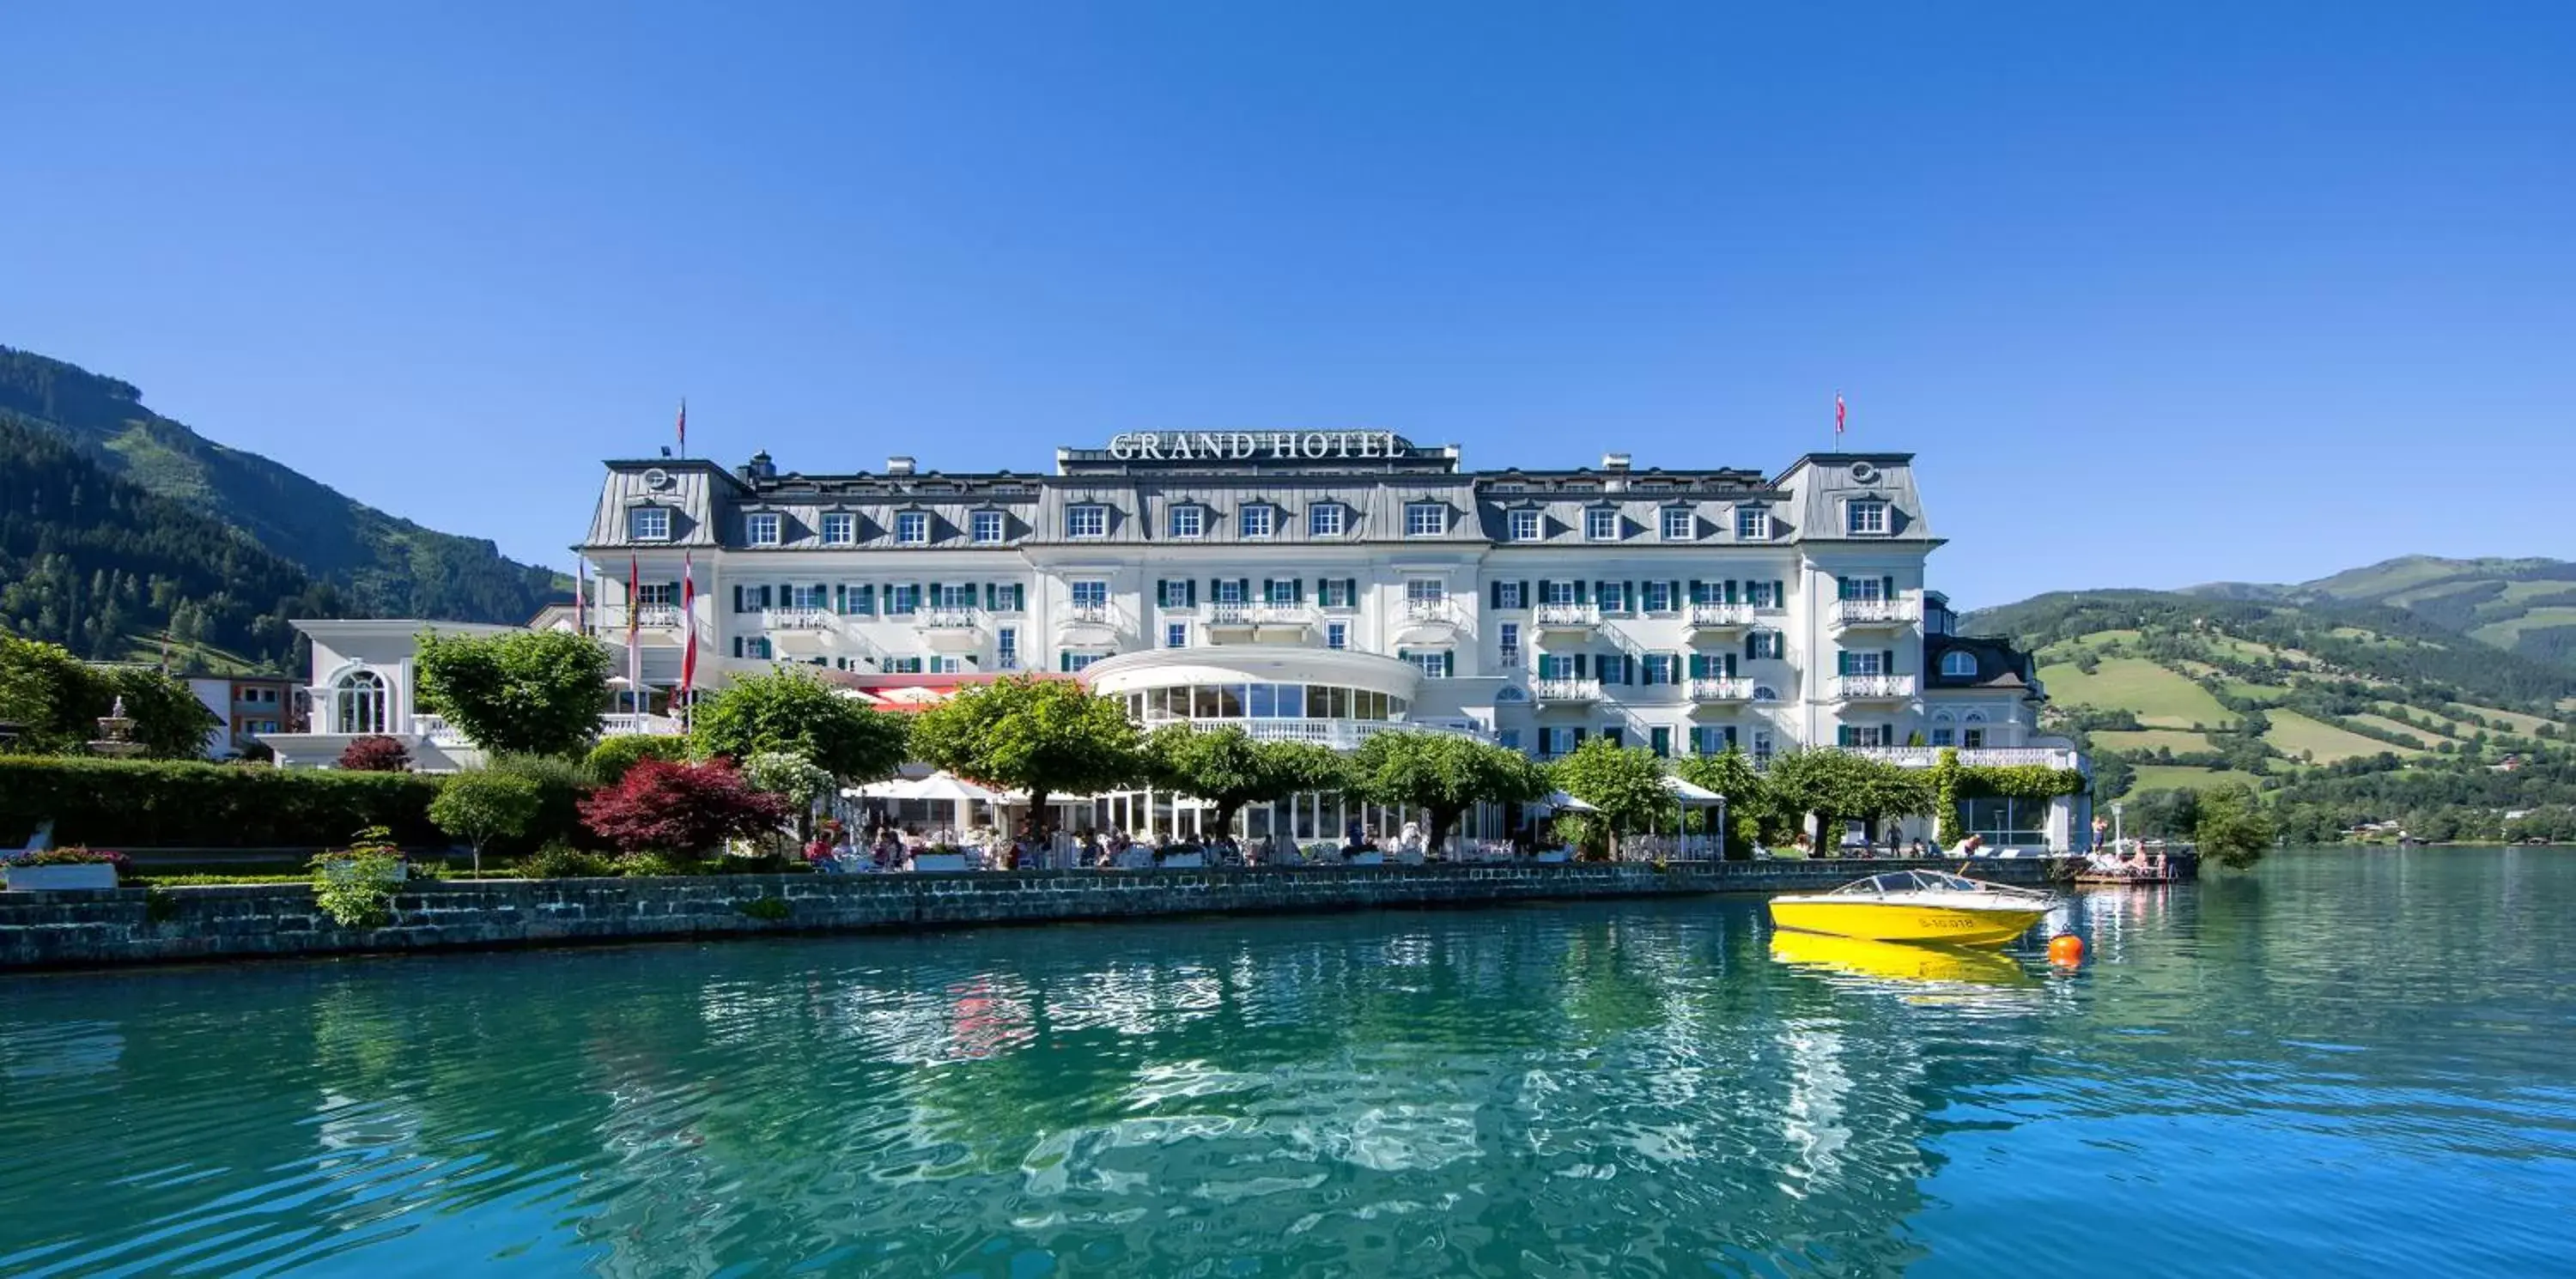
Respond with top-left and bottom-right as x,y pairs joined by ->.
1770,931 -> 2033,986
1769,900 -> 2046,948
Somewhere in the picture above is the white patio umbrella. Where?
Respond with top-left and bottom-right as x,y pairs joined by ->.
1537,791 -> 1597,813
843,771 -> 1015,835
1661,774 -> 1726,858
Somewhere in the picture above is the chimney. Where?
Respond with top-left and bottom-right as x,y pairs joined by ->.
886,456 -> 916,476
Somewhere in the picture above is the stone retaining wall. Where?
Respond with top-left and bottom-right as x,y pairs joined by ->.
0,858 -> 2080,972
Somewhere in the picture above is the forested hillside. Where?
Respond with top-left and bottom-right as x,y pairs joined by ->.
0,345 -> 565,623
1964,586 -> 2576,843
0,419 -> 343,670
2190,555 -> 2576,671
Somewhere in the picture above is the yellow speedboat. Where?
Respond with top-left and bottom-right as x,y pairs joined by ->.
1769,870 -> 2057,948
1770,930 -> 2033,987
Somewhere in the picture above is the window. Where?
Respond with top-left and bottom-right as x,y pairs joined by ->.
1747,630 -> 1783,659
1840,575 -> 1887,602
1213,579 -> 1248,605
1061,652 -> 1102,673
971,511 -> 1006,544
1692,725 -> 1737,755
1540,579 -> 1577,606
741,637 -> 775,660
1265,579 -> 1299,605
1406,578 -> 1444,605
1169,504 -> 1205,538
1753,729 -> 1774,765
821,512 -> 855,545
1941,650 -> 1981,678
745,512 -> 782,546
1932,724 -> 1956,746
1309,503 -> 1346,536
1240,505 -> 1275,538
1541,727 -> 1579,758
1405,502 -> 1446,537
1961,796 -> 2048,846
1494,580 -> 1526,609
1837,724 -> 1896,748
1585,507 -> 1619,541
1643,581 -> 1674,613
1650,726 -> 1672,758
1643,653 -> 1674,684
635,582 -> 677,608
885,584 -> 921,615
1498,729 -> 1522,751
1320,579 -> 1355,609
1842,650 -> 1887,676
1662,507 -> 1693,541
1847,499 -> 1889,536
1498,622 -> 1521,664
896,512 -> 930,545
788,584 -> 829,610
1964,725 -> 1987,749
996,627 -> 1019,670
1510,509 -> 1542,542
1736,506 -> 1771,541
934,583 -> 976,609
1747,579 -> 1778,608
629,506 -> 671,541
1325,621 -> 1348,651
1595,581 -> 1626,613
1401,649 -> 1452,679
1067,505 -> 1109,538
1166,621 -> 1189,649
1538,653 -> 1577,680
1157,579 -> 1195,609
333,670 -> 386,736
1070,579 -> 1109,609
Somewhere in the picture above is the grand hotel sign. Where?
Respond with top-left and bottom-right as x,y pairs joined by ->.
1103,430 -> 1409,462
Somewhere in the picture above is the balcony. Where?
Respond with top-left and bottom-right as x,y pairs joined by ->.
1831,673 -> 1917,701
1830,597 -> 1912,630
1534,677 -> 1603,704
1688,676 -> 1753,703
1134,717 -> 1489,749
1206,603 -> 1316,643
1534,603 -> 1599,634
599,712 -> 688,737
1686,603 -> 1756,633
633,606 -> 683,630
1849,745 -> 2083,770
762,608 -> 835,631
918,607 -> 986,652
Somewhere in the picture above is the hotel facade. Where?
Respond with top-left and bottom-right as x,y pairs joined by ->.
569,431 -> 2086,849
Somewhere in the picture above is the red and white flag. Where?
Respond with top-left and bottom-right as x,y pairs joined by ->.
1834,394 -> 1846,436
574,561 -> 587,633
679,553 -> 698,702
627,553 -> 643,712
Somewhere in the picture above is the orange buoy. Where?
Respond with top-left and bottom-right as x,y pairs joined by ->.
2047,933 -> 2086,966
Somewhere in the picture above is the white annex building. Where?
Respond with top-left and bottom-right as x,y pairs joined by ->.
568,432 -> 2088,850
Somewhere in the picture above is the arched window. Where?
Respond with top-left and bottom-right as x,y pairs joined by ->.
1941,651 -> 1981,678
1752,685 -> 1780,703
335,670 -> 386,735
1962,710 -> 1988,724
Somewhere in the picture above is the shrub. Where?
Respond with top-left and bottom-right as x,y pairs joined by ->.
311,827 -> 404,929
0,757 -> 444,848
482,753 -> 602,853
613,851 -> 689,877
2,846 -> 132,870
428,769 -> 544,874
586,734 -> 694,784
337,736 -> 412,772
738,895 -> 791,921
579,759 -> 790,855
519,841 -> 617,879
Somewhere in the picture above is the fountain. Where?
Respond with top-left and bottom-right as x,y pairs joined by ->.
88,697 -> 147,759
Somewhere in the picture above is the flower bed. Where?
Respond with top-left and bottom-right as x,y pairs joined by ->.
2,846 -> 130,891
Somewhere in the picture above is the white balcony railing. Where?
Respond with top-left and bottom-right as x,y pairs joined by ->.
412,713 -> 471,748
633,606 -> 683,628
600,712 -> 688,737
1686,603 -> 1755,629
1688,677 -> 1753,701
1206,602 -> 1256,626
1402,598 -> 1455,624
762,608 -> 835,630
920,607 -> 983,631
1206,603 -> 1315,627
1534,677 -> 1604,702
1534,603 -> 1599,628
1060,603 -> 1115,627
1832,674 -> 1917,700
1831,597 -> 1911,627
1849,745 -> 2083,770
1135,717 -> 1488,749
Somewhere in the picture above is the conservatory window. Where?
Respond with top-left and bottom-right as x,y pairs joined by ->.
334,670 -> 387,736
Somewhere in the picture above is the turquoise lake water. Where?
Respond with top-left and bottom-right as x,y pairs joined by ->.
3,848 -> 2571,1276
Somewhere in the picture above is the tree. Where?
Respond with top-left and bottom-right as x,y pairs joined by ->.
743,749 -> 837,840
96,664 -> 219,759
586,732 -> 695,784
338,735 -> 412,772
2194,784 -> 2275,870
690,669 -> 909,781
907,676 -> 1142,821
429,769 -> 543,874
1142,724 -> 1346,838
1548,738 -> 1674,854
578,758 -> 791,854
0,635 -> 215,758
1675,747 -> 1767,858
1765,749 -> 1929,847
415,628 -> 614,758
1346,730 -> 1549,851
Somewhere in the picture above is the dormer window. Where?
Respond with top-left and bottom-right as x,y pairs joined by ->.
1405,502 -> 1446,537
1735,506 -> 1771,541
1067,504 -> 1109,539
1309,502 -> 1347,536
820,512 -> 856,545
971,510 -> 1006,544
1847,499 -> 1890,536
896,511 -> 930,545
629,506 -> 671,542
1169,504 -> 1206,539
1661,506 -> 1693,541
1239,504 -> 1275,538
1584,507 -> 1619,541
745,512 -> 781,546
1941,650 -> 1981,679
1509,509 -> 1541,542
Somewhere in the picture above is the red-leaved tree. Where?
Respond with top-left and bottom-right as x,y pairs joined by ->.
577,758 -> 791,854
337,735 -> 412,772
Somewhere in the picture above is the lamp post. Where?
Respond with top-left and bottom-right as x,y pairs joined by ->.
2112,802 -> 2126,851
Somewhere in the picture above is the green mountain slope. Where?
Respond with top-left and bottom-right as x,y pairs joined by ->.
2189,555 -> 2576,670
0,417 -> 343,670
0,345 -> 565,623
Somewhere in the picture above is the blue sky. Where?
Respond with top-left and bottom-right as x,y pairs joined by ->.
4,2 -> 2570,609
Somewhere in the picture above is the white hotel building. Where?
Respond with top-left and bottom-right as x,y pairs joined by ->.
574,431 -> 2086,849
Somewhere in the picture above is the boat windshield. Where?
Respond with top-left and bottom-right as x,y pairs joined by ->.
1830,870 -> 2002,896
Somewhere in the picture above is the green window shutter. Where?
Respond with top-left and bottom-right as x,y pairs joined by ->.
1882,575 -> 1897,600
1687,579 -> 1702,605
1442,651 -> 1455,677
1838,650 -> 1853,676
833,584 -> 846,612
1537,579 -> 1552,603
1837,576 -> 1851,601
1773,579 -> 1786,605
1883,649 -> 1897,673
985,583 -> 998,610
1723,579 -> 1738,604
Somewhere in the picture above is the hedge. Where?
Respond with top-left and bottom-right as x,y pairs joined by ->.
0,757 -> 448,849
